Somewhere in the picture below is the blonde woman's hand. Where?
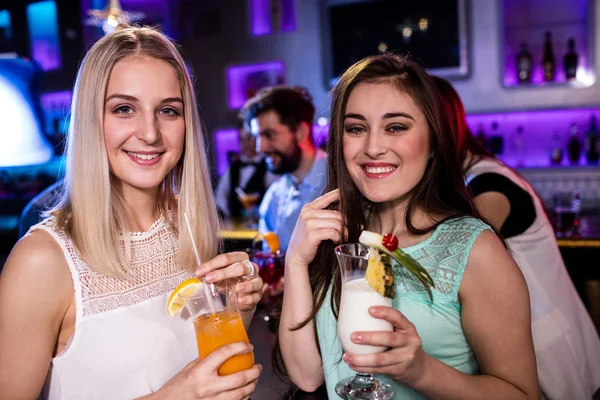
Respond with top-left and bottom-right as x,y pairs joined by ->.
196,252 -> 264,312
342,306 -> 429,386
150,342 -> 261,399
286,189 -> 343,269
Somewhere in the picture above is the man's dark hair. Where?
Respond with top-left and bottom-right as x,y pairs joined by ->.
239,85 -> 316,143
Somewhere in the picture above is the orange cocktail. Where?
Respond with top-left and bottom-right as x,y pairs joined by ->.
178,280 -> 256,376
194,310 -> 255,375
238,193 -> 260,210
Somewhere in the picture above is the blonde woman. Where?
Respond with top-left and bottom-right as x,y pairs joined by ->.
0,27 -> 262,399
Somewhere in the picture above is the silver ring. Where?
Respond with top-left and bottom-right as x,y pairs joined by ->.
242,260 -> 258,279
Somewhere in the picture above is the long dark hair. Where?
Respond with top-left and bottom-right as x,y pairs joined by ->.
431,75 -> 556,232
430,75 -> 494,171
273,54 -> 480,385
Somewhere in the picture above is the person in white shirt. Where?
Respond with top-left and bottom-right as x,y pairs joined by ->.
215,124 -> 277,218
433,75 -> 600,400
0,27 -> 263,400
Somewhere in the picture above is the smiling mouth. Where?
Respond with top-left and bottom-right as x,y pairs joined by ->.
362,165 -> 397,174
125,151 -> 163,160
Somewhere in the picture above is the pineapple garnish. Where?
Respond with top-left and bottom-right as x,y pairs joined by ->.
365,248 -> 396,298
360,231 -> 435,301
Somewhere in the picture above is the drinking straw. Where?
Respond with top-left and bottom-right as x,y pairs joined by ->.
234,186 -> 247,199
184,212 -> 216,315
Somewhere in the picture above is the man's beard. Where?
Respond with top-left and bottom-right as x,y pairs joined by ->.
267,143 -> 303,175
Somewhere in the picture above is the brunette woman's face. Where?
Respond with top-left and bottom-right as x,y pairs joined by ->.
342,82 -> 431,205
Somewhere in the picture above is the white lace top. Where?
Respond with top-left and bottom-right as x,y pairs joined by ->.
31,216 -> 197,400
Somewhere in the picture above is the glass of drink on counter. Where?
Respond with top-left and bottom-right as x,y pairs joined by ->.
179,280 -> 255,375
253,250 -> 285,287
334,243 -> 394,400
252,250 -> 285,330
235,187 -> 261,229
553,191 -> 581,238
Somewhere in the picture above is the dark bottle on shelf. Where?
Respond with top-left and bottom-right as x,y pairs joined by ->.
585,115 -> 599,164
516,42 -> 532,84
551,133 -> 563,165
543,31 -> 555,82
564,37 -> 578,80
489,122 -> 504,156
566,122 -> 582,164
475,124 -> 488,151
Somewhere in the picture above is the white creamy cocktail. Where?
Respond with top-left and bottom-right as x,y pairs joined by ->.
338,278 -> 392,355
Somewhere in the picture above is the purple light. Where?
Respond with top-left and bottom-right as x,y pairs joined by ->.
466,108 -> 600,167
226,61 -> 286,109
214,129 -> 241,176
251,0 -> 297,35
251,0 -> 271,36
312,124 -> 329,148
281,0 -> 296,32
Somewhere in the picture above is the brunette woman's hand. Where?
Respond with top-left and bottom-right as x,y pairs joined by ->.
149,342 -> 261,399
286,189 -> 343,269
342,306 -> 429,386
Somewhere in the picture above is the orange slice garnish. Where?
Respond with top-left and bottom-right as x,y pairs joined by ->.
263,232 -> 280,253
167,278 -> 203,316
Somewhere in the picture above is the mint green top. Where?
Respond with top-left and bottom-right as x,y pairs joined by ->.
315,217 -> 492,399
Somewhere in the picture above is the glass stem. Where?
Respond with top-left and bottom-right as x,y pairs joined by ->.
352,372 -> 376,389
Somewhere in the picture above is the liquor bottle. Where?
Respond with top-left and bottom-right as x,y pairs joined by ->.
516,42 -> 532,84
489,122 -> 504,156
475,124 -> 488,151
585,114 -> 600,164
513,126 -> 525,167
543,31 -> 555,82
550,133 -> 563,165
564,38 -> 578,80
566,122 -> 582,164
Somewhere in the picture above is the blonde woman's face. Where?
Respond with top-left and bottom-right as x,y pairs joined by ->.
104,55 -> 185,195
342,82 -> 431,205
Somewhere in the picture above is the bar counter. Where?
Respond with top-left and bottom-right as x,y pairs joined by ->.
556,216 -> 600,248
218,217 -> 600,248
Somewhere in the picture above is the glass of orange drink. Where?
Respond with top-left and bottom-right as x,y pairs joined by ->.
178,281 -> 255,375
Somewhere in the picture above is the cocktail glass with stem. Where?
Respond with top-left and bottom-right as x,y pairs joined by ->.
335,243 -> 394,400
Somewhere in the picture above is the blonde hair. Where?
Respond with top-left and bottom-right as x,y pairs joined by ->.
52,27 -> 219,278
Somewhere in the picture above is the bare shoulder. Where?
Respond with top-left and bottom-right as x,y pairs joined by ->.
0,230 -> 74,398
460,229 -> 528,300
1,229 -> 72,302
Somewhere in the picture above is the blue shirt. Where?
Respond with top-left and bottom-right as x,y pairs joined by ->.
258,149 -> 327,251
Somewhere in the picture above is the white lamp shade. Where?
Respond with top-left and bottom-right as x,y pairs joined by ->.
0,74 -> 53,167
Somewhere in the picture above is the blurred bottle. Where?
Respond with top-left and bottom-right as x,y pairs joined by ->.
543,31 -> 555,82
550,132 -> 563,165
566,122 -> 582,164
489,122 -> 504,156
513,126 -> 525,167
564,37 -> 578,81
516,42 -> 532,84
475,124 -> 488,151
585,114 -> 599,164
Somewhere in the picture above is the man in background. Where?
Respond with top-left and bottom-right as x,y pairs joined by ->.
215,122 -> 275,219
240,85 -> 327,251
